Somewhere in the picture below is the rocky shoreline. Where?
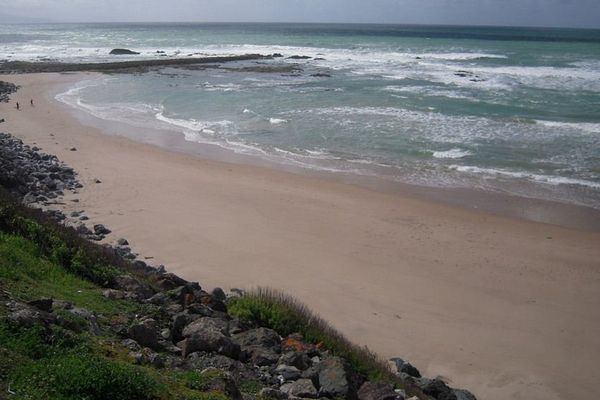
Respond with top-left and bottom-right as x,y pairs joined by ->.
0,54 -> 273,74
0,81 -> 477,400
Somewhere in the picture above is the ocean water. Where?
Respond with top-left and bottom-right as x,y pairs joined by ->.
2,23 -> 600,208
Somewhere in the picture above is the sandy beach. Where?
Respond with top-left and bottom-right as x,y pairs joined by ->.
1,72 -> 599,400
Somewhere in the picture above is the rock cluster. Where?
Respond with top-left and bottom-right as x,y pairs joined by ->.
0,133 -> 80,203
0,80 -> 19,102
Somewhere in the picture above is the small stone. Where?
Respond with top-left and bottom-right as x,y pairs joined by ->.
117,238 -> 129,246
275,364 -> 301,381
69,147 -> 77,151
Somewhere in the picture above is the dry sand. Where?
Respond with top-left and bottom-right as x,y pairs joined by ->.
1,72 -> 599,400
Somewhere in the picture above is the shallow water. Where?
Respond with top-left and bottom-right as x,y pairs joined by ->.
3,23 -> 600,208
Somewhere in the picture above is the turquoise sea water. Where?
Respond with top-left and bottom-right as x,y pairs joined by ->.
2,23 -> 600,207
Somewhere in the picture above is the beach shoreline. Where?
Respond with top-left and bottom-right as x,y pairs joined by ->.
1,72 -> 599,400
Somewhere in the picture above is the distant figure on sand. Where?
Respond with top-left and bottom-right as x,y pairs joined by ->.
30,99 -> 34,106
16,102 -> 19,110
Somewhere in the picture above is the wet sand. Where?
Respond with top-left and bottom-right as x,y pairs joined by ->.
1,72 -> 599,400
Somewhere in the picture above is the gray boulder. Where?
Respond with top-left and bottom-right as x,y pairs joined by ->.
280,378 -> 318,398
258,388 -> 288,400
421,379 -> 457,400
178,317 -> 240,359
128,318 -> 159,350
390,358 -> 421,378
234,327 -> 281,366
318,357 -> 363,399
114,275 -> 154,299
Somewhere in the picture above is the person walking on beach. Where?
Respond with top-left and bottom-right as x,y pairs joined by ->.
16,102 -> 19,110
30,99 -> 34,106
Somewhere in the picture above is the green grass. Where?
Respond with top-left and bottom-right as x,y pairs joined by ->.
228,288 -> 406,387
0,232 -> 139,316
0,188 -> 238,400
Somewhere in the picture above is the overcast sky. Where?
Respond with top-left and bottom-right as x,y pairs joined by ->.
0,0 -> 599,29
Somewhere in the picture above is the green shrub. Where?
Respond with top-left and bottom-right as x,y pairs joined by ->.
229,288 -> 399,383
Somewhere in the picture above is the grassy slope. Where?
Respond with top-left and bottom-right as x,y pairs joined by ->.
0,185 -> 423,399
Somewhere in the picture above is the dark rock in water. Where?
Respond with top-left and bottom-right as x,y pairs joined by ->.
281,378 -> 317,398
421,379 -> 457,400
110,48 -> 140,55
128,318 -> 160,350
272,53 -> 284,58
27,298 -> 53,312
390,357 -> 421,378
93,224 -> 111,235
314,57 -> 326,61
288,55 -> 312,59
358,382 -> 403,400
310,73 -> 331,78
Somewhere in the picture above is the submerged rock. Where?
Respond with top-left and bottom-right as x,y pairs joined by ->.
109,48 -> 140,55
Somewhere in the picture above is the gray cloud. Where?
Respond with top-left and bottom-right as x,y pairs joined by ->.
0,0 -> 598,28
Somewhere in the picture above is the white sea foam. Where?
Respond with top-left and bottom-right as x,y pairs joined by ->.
450,165 -> 600,189
269,118 -> 288,125
534,120 -> 600,134
433,149 -> 472,159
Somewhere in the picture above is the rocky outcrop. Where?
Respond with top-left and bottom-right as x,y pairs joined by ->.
109,48 -> 140,55
0,80 -> 19,102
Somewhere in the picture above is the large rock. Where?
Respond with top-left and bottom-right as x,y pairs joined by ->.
234,327 -> 281,366
390,358 -> 421,378
109,48 -> 140,55
128,318 -> 159,350
281,378 -> 318,398
358,382 -> 404,400
182,317 -> 229,337
318,357 -> 363,399
114,275 -> 154,299
178,317 -> 240,359
258,388 -> 288,400
421,379 -> 457,400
